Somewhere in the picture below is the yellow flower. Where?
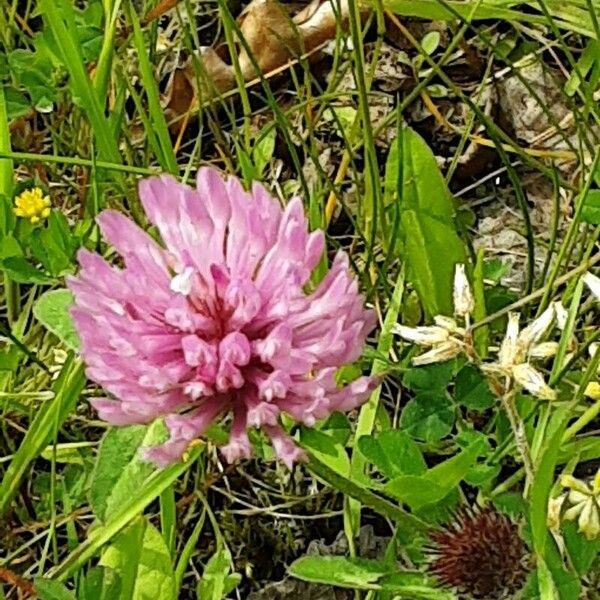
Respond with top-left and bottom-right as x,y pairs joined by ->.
13,188 -> 52,224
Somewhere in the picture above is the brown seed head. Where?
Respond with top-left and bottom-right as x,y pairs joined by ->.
428,507 -> 530,599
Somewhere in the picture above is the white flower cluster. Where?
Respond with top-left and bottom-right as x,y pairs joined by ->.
394,265 -> 600,402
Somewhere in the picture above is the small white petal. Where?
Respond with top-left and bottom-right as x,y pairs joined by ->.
554,301 -> 568,330
170,266 -> 195,295
393,325 -> 450,346
499,312 -> 520,367
411,339 -> 462,366
512,363 -> 556,400
529,342 -> 559,360
453,264 -> 474,317
583,272 -> 600,301
589,343 -> 600,374
518,304 -> 555,349
578,500 -> 600,539
433,315 -> 463,334
561,474 -> 592,494
564,502 -> 586,522
547,494 -> 567,531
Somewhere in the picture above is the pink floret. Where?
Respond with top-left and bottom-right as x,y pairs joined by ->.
68,167 -> 377,467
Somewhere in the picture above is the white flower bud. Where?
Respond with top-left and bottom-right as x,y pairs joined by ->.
518,304 -> 555,349
411,339 -> 462,366
499,313 -> 520,367
393,325 -> 450,346
453,264 -> 474,318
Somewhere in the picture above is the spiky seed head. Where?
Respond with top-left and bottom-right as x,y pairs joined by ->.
428,507 -> 530,599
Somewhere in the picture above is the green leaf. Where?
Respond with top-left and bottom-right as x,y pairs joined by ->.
196,546 -> 239,600
388,127 -> 467,317
454,364 -> 495,411
383,475 -> 446,509
420,31 -> 440,55
581,189 -> 600,224
40,444 -> 84,464
80,567 -> 122,600
384,441 -> 483,509
34,579 -> 76,600
251,126 -> 276,176
289,557 -> 453,597
100,518 -> 176,600
529,407 -> 570,559
358,430 -> 426,479
288,556 -> 387,589
300,427 -> 350,476
33,289 -> 80,350
1,255 -> 53,283
90,421 -> 166,521
402,361 -> 457,392
30,211 -> 77,276
400,391 -> 455,442
563,521 -> 600,576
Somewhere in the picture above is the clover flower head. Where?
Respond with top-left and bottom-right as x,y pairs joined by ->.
13,187 -> 51,224
68,167 -> 376,467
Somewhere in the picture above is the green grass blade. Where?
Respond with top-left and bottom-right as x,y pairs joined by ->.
47,448 -> 203,581
41,0 -> 122,166
344,267 -> 405,544
0,355 -> 85,516
0,87 -> 13,197
126,4 -> 178,175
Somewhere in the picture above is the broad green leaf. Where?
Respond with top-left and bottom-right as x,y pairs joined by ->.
300,427 -> 350,476
383,475 -> 446,509
33,289 -> 80,350
100,518 -> 176,600
384,441 -> 483,509
563,521 -> 600,576
40,444 -> 84,465
400,391 -> 455,442
34,579 -> 76,600
80,567 -> 122,600
30,211 -> 77,276
1,256 -> 53,283
454,364 -> 495,410
381,572 -> 457,598
90,421 -> 166,521
357,430 -> 426,479
424,439 -> 485,489
289,557 -> 453,597
288,556 -> 387,589
581,189 -> 600,224
402,361 -> 457,392
387,127 -> 467,317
